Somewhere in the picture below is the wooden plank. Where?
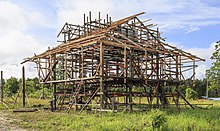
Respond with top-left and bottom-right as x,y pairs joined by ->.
13,108 -> 38,113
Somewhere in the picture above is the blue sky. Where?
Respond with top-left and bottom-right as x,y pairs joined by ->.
0,0 -> 219,78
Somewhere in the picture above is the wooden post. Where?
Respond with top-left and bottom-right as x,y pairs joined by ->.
176,56 -> 179,108
128,50 -> 133,112
53,56 -> 57,110
92,49 -> 94,76
156,28 -> 160,107
100,42 -> 104,109
42,83 -> 45,99
124,47 -> 129,110
22,66 -> 26,107
193,60 -> 195,87
83,13 -> 86,36
1,71 -> 3,102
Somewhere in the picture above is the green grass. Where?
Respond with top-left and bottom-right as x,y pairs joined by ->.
0,97 -> 50,110
1,98 -> 220,130
5,111 -> 152,130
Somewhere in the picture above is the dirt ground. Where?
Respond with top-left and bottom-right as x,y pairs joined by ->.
0,111 -> 26,131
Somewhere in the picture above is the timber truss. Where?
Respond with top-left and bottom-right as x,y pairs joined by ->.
22,12 -> 205,112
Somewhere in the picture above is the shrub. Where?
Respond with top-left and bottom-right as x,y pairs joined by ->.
185,88 -> 198,100
150,109 -> 167,130
28,88 -> 53,99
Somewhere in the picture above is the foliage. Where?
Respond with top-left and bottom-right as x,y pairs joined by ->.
4,77 -> 19,96
25,77 -> 40,95
207,42 -> 220,90
185,87 -> 198,100
150,109 -> 167,130
193,79 -> 207,96
28,88 -> 53,99
2,77 -> 54,99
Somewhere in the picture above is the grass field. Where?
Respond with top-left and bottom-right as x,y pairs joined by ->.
1,98 -> 220,130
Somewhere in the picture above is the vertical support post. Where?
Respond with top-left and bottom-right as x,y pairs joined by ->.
100,42 -> 104,109
22,66 -> 25,107
193,60 -> 196,87
176,56 -> 179,80
53,56 -> 57,110
83,13 -> 86,37
1,71 -> 3,102
64,52 -> 67,85
124,47 -> 128,110
79,46 -> 84,111
175,55 -> 179,108
179,56 -> 182,80
98,12 -> 101,31
89,11 -> 92,34
116,60 -> 119,77
86,16 -> 89,36
129,50 -> 132,77
163,51 -> 166,80
106,14 -> 108,23
71,54 -> 74,79
42,83 -> 45,99
92,49 -> 94,76
81,46 -> 84,78
156,54 -> 160,107
128,49 -> 133,112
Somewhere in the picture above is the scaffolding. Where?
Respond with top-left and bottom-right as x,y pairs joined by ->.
22,12 -> 205,112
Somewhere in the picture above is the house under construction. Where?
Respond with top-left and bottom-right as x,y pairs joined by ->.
22,12 -> 205,112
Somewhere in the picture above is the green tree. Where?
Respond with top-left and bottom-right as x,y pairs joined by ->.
207,42 -> 220,94
193,79 -> 207,97
185,87 -> 198,100
26,79 -> 36,94
4,77 -> 19,96
18,77 -> 40,95
32,77 -> 40,90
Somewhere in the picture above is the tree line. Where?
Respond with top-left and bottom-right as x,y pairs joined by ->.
2,77 -> 52,99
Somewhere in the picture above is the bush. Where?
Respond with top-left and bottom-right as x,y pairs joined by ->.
185,88 -> 198,100
28,88 -> 53,99
150,109 -> 167,130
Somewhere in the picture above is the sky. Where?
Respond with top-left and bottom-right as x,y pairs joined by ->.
0,0 -> 219,79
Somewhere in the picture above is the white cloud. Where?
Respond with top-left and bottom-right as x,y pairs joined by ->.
0,1 -> 27,35
0,1 -> 49,78
152,1 -> 220,32
53,0 -> 220,34
185,26 -> 200,34
1,0 -> 219,79
185,42 -> 216,79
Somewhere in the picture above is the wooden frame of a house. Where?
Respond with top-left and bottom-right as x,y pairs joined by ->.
22,12 -> 205,112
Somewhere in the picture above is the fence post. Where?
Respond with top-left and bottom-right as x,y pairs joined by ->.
1,71 -> 3,102
22,66 -> 25,107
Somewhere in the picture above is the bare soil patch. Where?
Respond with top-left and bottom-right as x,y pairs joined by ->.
0,111 -> 26,131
